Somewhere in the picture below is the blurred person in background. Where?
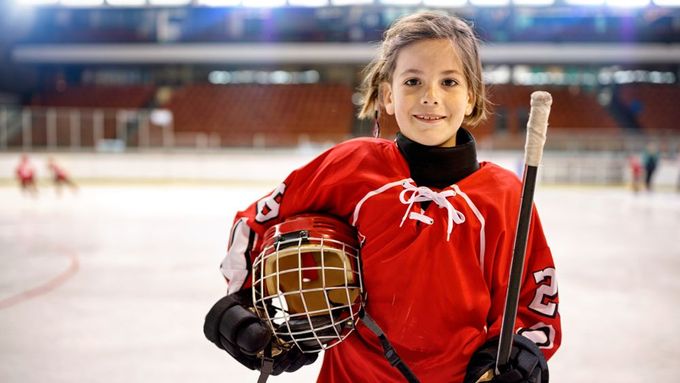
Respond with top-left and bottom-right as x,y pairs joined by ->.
628,153 -> 642,194
47,157 -> 78,196
642,142 -> 660,192
204,11 -> 560,383
15,154 -> 38,198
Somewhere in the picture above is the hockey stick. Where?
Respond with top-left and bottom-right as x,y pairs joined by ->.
495,91 -> 552,375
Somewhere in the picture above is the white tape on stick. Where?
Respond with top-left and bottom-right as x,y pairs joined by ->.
525,91 -> 552,167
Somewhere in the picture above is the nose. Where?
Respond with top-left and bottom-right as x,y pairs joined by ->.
421,84 -> 439,105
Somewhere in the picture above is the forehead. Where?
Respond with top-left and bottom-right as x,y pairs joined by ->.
393,38 -> 464,75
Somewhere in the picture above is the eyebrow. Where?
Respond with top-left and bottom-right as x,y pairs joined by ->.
399,69 -> 463,77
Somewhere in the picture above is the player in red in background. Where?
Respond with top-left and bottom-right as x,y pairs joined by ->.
15,154 -> 38,198
47,157 -> 78,196
628,154 -> 643,194
204,12 -> 560,383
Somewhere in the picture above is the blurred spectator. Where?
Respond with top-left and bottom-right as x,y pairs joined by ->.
47,157 -> 78,196
642,142 -> 660,192
15,154 -> 38,198
629,99 -> 643,117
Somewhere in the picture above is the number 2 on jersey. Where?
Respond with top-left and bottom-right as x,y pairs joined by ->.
529,267 -> 558,317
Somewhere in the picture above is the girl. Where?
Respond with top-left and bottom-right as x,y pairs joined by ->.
205,11 -> 561,383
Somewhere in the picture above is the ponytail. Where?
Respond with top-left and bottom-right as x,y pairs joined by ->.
357,56 -> 387,120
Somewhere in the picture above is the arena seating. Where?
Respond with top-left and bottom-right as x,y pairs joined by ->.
164,84 -> 354,147
25,85 -> 156,147
482,85 -> 618,132
617,84 -> 680,132
31,85 -> 155,109
17,82 -> 677,150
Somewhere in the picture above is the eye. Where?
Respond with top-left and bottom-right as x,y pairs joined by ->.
442,78 -> 458,87
404,78 -> 420,86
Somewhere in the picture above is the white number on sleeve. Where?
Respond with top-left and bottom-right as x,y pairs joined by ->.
255,183 -> 286,223
529,267 -> 558,317
518,323 -> 555,350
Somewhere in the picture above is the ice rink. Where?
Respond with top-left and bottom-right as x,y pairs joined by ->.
1,181 -> 679,383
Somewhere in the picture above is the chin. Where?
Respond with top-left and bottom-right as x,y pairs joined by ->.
412,134 -> 452,147
413,127 -> 458,147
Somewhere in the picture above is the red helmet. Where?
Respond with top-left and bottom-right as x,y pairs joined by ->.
252,214 -> 363,353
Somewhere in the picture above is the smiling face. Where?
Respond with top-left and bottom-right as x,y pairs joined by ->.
382,38 -> 474,147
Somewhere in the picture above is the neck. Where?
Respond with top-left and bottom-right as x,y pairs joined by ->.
396,129 -> 479,189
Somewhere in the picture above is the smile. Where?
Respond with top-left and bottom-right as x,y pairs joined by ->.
414,115 -> 445,121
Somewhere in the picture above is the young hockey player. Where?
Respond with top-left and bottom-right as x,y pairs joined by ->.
47,157 -> 78,196
15,154 -> 38,198
204,11 -> 561,383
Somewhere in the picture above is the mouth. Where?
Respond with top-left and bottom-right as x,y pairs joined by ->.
414,114 -> 446,123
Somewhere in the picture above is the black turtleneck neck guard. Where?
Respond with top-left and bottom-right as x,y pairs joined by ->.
396,128 -> 480,189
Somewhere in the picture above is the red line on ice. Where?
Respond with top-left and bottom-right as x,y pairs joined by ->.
0,250 -> 80,310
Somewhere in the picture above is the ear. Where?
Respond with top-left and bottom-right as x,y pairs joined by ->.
381,82 -> 395,116
465,90 -> 475,116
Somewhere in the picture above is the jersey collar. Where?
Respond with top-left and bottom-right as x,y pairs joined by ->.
396,128 -> 480,189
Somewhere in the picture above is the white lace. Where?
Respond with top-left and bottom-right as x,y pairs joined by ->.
398,181 -> 466,241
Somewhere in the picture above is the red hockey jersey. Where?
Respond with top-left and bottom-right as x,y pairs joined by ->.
221,137 -> 561,383
16,161 -> 35,180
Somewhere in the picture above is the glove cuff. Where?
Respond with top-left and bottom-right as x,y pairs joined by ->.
203,289 -> 252,347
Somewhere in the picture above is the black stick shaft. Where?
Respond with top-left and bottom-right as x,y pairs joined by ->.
495,164 -> 538,373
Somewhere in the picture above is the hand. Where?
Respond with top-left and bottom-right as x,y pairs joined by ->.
464,334 -> 548,383
203,289 -> 318,375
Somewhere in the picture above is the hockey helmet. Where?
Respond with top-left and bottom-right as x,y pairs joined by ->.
252,214 -> 363,353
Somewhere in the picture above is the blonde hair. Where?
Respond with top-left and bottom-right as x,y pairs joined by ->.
358,11 -> 488,127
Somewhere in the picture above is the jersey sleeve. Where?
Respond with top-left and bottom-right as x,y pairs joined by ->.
485,207 -> 562,360
219,143 -> 363,295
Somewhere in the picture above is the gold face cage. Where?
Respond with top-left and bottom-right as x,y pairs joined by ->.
252,215 -> 363,353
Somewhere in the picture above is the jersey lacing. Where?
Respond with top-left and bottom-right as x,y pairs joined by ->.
398,181 -> 465,241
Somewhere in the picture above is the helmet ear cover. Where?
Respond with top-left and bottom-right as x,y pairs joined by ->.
252,214 -> 363,353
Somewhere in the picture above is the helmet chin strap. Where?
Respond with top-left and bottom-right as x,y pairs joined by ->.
359,307 -> 420,383
255,306 -> 420,383
257,341 -> 274,383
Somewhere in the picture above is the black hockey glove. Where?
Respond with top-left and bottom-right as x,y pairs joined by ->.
464,335 -> 548,383
203,289 -> 318,375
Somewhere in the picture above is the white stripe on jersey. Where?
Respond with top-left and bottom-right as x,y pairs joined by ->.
351,179 -> 409,226
221,217 -> 256,295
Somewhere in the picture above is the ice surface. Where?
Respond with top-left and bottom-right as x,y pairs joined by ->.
1,184 -> 679,382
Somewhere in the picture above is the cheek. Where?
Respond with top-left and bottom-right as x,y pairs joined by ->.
395,98 -> 407,114
394,94 -> 414,114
